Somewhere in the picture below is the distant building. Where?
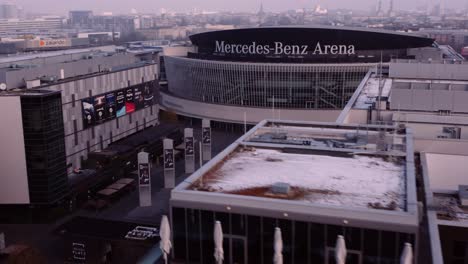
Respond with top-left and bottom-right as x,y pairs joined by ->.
69,10 -> 93,28
0,3 -> 18,19
0,17 -> 64,36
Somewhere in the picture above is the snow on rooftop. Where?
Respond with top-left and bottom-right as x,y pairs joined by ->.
194,148 -> 406,211
354,77 -> 392,109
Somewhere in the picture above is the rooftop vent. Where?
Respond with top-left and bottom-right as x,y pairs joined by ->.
270,182 -> 290,195
459,185 -> 468,207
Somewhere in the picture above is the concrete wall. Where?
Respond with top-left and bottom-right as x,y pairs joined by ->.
160,92 -> 342,124
424,153 -> 468,192
41,64 -> 159,169
0,96 -> 30,204
390,88 -> 468,113
389,62 -> 468,80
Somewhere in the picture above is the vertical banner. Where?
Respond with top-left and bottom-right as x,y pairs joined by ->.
184,128 -> 195,174
116,90 -> 126,117
72,242 -> 86,261
81,97 -> 95,129
163,139 -> 175,188
105,92 -> 116,120
134,84 -> 145,110
143,83 -> 154,108
125,87 -> 135,114
202,119 -> 212,161
138,151 -> 152,207
94,95 -> 107,124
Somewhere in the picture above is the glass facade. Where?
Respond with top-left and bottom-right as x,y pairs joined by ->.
165,56 -> 373,109
21,92 -> 68,204
172,207 -> 415,264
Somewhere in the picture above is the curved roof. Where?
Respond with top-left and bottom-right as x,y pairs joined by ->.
190,26 -> 434,53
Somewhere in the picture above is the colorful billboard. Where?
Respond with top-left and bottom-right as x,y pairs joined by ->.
105,92 -> 116,120
125,88 -> 135,114
81,98 -> 95,129
116,90 -> 126,117
134,85 -> 144,110
94,95 -> 107,124
143,84 -> 154,108
81,82 -> 154,129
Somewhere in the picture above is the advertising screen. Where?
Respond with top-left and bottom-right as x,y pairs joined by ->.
81,98 -> 95,129
125,88 -> 135,114
185,137 -> 194,156
105,92 -> 116,120
138,163 -> 150,186
164,149 -> 174,169
94,95 -> 107,124
143,84 -> 154,108
116,90 -> 126,117
202,127 -> 212,144
134,85 -> 144,110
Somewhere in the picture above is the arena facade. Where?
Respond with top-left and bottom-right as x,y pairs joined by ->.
160,26 -> 435,124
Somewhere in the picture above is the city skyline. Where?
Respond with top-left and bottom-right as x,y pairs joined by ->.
3,0 -> 468,14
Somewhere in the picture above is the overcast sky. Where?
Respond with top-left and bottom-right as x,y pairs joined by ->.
9,0 -> 468,15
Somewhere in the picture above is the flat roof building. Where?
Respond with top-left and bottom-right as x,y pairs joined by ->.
170,119 -> 418,264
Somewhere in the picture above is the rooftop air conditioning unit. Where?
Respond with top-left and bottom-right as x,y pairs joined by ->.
271,182 -> 290,195
459,185 -> 468,207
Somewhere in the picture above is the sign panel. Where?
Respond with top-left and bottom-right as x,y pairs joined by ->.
72,242 -> 86,261
116,90 -> 126,117
164,149 -> 174,169
125,88 -> 135,114
39,38 -> 70,48
202,127 -> 212,144
185,137 -> 194,156
80,82 -> 154,129
214,40 -> 355,56
138,163 -> 150,186
81,98 -> 95,129
143,84 -> 154,108
134,85 -> 144,110
94,95 -> 106,124
105,92 -> 116,120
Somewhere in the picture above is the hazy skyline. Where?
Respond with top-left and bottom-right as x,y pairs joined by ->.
7,0 -> 468,14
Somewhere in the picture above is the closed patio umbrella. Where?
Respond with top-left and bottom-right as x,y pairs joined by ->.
159,215 -> 172,264
273,227 -> 283,264
400,243 -> 413,264
214,221 -> 224,264
335,235 -> 347,264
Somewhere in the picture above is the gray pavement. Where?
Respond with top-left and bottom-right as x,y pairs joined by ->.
0,127 -> 242,263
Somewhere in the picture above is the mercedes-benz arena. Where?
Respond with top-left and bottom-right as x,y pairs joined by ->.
161,26 -> 434,124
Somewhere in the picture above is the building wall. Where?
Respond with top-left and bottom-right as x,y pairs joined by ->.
389,62 -> 468,80
40,64 -> 159,169
171,207 -> 416,264
2,53 -> 138,89
390,88 -> 468,113
0,96 -> 30,204
165,56 -> 374,110
424,153 -> 468,192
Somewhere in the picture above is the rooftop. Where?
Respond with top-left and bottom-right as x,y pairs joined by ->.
190,146 -> 405,211
172,120 -> 418,231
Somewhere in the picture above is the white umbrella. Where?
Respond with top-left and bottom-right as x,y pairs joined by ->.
400,243 -> 413,264
214,221 -> 224,264
159,215 -> 172,264
273,227 -> 283,264
335,235 -> 347,264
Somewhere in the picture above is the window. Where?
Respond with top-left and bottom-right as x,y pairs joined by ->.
452,241 -> 468,264
326,247 -> 363,264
